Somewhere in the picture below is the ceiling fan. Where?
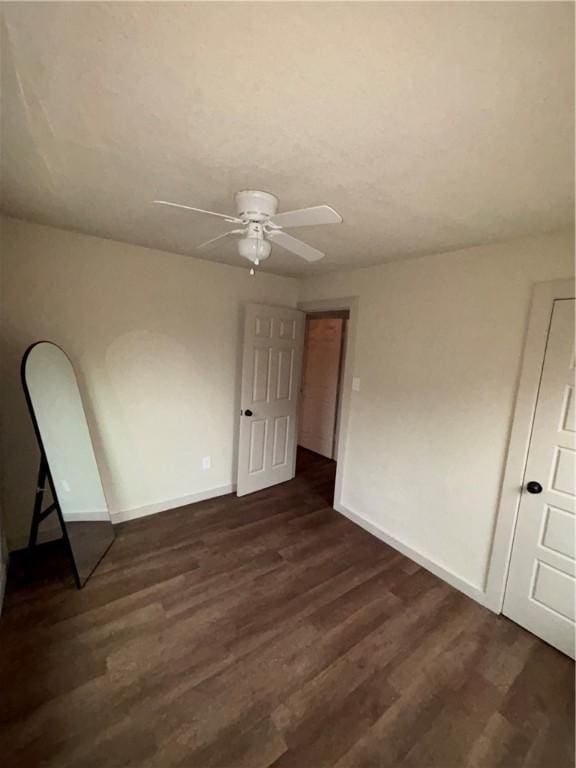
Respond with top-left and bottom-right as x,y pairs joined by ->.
153,190 -> 342,272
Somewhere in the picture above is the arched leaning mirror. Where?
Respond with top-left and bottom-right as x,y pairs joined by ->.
22,342 -> 114,587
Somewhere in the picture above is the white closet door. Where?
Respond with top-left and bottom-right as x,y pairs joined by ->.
504,299 -> 575,658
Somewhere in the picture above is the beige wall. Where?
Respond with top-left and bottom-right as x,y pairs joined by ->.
299,231 -> 574,594
2,216 -> 574,601
0,217 -> 298,548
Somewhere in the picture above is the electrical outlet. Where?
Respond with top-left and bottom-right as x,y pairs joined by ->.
352,377 -> 361,392
202,456 -> 211,470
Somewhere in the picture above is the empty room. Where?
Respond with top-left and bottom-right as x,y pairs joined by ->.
0,2 -> 574,767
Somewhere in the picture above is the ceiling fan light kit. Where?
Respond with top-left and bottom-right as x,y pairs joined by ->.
153,190 -> 342,272
238,230 -> 272,263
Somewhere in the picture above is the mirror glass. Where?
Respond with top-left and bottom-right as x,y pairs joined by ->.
23,342 -> 114,586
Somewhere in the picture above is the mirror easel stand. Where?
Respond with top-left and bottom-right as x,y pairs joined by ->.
22,341 -> 115,588
27,450 -> 82,589
29,454 -> 57,546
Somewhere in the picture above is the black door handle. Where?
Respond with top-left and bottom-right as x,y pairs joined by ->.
526,481 -> 543,494
244,409 -> 253,417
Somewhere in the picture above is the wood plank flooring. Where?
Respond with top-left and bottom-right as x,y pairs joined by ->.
1,448 -> 573,767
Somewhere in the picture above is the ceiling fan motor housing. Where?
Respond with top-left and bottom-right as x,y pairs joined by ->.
235,190 -> 278,222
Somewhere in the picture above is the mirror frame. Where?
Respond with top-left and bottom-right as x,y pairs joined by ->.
21,341 -> 114,588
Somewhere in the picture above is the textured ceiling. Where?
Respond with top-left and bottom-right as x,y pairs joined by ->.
1,2 -> 574,276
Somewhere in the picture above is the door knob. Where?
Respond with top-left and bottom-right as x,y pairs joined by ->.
244,409 -> 253,417
526,481 -> 543,494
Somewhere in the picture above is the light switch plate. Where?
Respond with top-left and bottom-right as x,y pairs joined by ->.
352,377 -> 361,392
202,456 -> 211,470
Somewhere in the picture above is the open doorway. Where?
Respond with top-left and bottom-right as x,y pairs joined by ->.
296,309 -> 350,505
235,297 -> 356,504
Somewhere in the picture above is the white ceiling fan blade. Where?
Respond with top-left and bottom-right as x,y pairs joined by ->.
268,231 -> 324,262
196,229 -> 244,252
153,200 -> 242,224
270,205 -> 342,229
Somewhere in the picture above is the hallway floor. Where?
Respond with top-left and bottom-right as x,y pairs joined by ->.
1,448 -> 573,767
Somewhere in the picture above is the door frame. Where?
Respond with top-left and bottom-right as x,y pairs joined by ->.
485,278 -> 575,612
298,297 -> 358,509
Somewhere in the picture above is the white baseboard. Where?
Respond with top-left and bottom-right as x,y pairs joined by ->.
111,484 -> 236,525
8,485 -> 236,551
62,511 -> 110,522
334,500 -> 498,612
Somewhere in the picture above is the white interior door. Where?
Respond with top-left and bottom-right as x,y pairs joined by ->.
503,298 -> 575,657
299,318 -> 344,458
237,303 -> 304,496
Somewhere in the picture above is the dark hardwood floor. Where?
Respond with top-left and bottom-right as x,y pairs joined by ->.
1,448 -> 573,767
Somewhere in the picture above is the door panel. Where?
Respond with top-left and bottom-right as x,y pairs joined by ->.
252,348 -> 271,402
550,447 -> 575,495
237,304 -> 304,496
541,506 -> 574,559
276,349 -> 293,400
503,299 -> 575,657
272,415 -> 289,467
531,562 -> 574,621
299,318 -> 343,459
248,420 -> 266,473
